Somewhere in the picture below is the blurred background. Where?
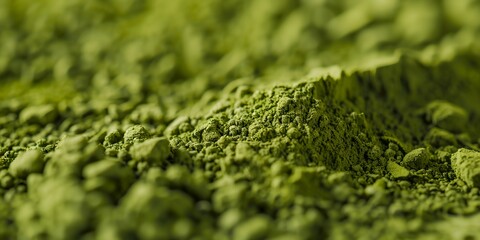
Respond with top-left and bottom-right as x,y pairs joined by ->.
0,0 -> 479,117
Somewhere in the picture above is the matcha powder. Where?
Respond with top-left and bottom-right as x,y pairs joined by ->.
1,0 -> 480,239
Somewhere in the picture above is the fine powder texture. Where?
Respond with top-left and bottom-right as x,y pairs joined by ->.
1,1 -> 480,239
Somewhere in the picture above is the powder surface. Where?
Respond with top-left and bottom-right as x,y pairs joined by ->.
1,0 -> 480,239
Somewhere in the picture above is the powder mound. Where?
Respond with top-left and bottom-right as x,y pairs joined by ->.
170,82 -> 375,174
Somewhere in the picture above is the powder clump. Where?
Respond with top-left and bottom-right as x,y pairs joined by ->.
9,149 -> 45,179
387,161 -> 410,179
402,148 -> 430,170
425,101 -> 468,133
129,137 -> 171,164
451,148 -> 480,188
123,125 -> 151,144
19,105 -> 57,125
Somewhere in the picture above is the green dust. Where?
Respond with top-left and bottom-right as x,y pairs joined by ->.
1,0 -> 480,239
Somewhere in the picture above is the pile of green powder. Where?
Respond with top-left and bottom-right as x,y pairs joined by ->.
1,0 -> 480,239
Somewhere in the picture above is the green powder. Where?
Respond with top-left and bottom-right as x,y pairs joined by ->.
169,82 -> 376,173
9,149 -> 45,179
1,0 -> 480,239
451,149 -> 480,188
402,148 -> 430,170
129,137 -> 171,164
